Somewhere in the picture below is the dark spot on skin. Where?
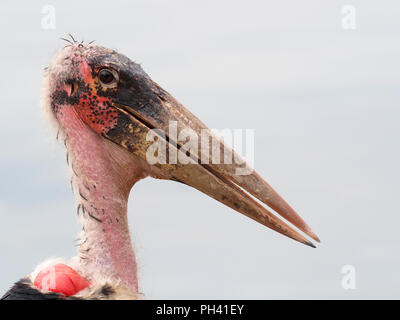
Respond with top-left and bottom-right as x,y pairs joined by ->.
76,238 -> 87,247
79,190 -> 88,201
81,205 -> 86,216
99,285 -> 115,297
87,212 -> 102,223
72,164 -> 78,176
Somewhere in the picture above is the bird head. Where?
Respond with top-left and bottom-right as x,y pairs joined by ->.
42,41 -> 319,247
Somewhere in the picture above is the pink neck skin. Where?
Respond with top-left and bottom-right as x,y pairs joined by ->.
56,105 -> 147,292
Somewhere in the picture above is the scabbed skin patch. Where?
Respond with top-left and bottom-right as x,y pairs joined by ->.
50,57 -> 120,135
33,263 -> 91,296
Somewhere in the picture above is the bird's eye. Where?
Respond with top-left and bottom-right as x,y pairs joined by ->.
98,68 -> 119,88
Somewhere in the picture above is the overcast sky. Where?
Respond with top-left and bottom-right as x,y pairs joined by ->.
0,0 -> 399,299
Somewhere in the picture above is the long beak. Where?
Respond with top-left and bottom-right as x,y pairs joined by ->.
103,82 -> 319,247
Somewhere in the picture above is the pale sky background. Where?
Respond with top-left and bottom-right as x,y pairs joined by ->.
0,0 -> 399,299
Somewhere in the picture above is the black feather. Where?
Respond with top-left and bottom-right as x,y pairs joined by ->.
1,278 -> 82,300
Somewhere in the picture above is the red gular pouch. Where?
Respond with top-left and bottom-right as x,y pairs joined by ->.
33,263 -> 91,297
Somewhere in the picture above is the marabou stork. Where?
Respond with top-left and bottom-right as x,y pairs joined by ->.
1,38 -> 319,300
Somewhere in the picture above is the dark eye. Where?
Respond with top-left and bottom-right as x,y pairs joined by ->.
98,68 -> 119,87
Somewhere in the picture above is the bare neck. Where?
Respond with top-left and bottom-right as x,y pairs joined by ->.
57,107 -> 146,292
73,169 -> 138,291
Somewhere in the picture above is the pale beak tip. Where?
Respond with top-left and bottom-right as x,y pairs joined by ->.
307,229 -> 321,243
